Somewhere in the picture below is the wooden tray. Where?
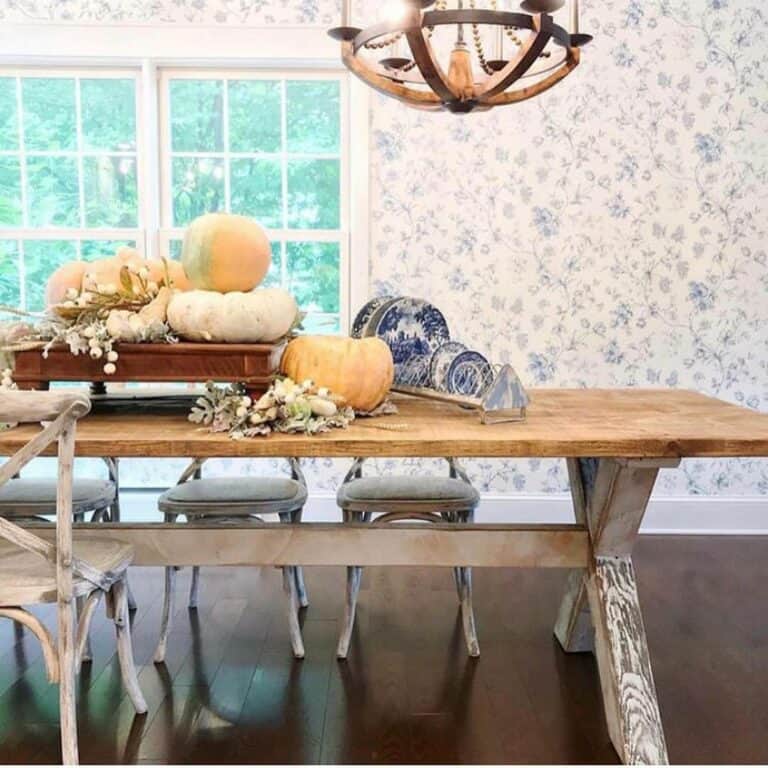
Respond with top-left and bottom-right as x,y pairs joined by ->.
12,342 -> 285,397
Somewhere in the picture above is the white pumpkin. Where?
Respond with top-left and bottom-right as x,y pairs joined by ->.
167,288 -> 298,343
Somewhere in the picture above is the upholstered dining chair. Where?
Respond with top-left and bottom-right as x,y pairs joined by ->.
0,390 -> 146,765
336,457 -> 481,659
153,457 -> 309,662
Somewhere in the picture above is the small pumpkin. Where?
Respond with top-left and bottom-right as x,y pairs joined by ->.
280,335 -> 394,412
45,261 -> 88,306
182,213 -> 271,293
83,248 -> 191,293
45,247 -> 191,306
167,288 -> 298,343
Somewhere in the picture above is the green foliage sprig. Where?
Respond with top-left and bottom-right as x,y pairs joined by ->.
190,377 -> 355,439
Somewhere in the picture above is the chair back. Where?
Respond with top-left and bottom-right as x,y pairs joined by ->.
0,391 -> 91,602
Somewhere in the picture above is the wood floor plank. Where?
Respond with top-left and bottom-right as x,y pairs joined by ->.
1,538 -> 768,763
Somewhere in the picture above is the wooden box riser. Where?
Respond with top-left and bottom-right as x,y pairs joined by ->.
13,342 -> 285,397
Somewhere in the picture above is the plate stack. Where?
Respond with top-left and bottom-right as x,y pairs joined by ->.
351,296 -> 494,398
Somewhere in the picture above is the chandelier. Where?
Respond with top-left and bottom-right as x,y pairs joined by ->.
328,0 -> 592,113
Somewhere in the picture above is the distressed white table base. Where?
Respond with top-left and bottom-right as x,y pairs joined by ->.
554,457 -> 674,765
24,455 -> 674,766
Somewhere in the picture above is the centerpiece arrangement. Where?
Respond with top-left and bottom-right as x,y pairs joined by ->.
1,212 -> 396,437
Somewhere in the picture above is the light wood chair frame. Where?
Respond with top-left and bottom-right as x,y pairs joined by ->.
154,457 -> 309,663
2,454 -> 136,659
336,457 -> 480,659
0,390 -> 146,765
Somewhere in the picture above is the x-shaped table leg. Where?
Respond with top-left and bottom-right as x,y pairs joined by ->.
554,457 -> 679,765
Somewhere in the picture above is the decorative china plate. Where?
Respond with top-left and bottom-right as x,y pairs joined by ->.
351,296 -> 393,338
446,350 -> 493,397
371,297 -> 451,384
429,340 -> 467,391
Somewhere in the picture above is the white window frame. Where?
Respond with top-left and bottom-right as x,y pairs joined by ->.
0,34 -> 370,330
0,66 -> 145,308
157,67 -> 351,331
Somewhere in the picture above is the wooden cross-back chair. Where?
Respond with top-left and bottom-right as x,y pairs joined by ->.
154,456 -> 309,663
336,456 -> 481,659
0,390 -> 146,765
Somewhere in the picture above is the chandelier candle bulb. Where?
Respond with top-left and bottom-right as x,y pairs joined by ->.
341,0 -> 350,27
571,0 -> 578,34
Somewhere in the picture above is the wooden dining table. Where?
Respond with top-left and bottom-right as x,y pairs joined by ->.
4,388 -> 768,765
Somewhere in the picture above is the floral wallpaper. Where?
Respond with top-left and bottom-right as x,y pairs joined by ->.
367,0 -> 768,497
5,0 -> 768,499
0,0 -> 339,25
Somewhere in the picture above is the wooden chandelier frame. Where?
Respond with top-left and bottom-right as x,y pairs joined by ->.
338,10 -> 580,113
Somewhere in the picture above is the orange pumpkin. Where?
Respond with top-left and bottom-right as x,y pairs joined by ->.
44,248 -> 191,306
280,335 -> 394,412
181,213 -> 271,293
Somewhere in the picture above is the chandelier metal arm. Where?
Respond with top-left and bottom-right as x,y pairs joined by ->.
482,44 -> 579,105
341,40 -> 443,107
421,9 -> 535,30
332,3 -> 589,113
476,14 -> 550,100
405,26 -> 460,103
353,20 -> 410,53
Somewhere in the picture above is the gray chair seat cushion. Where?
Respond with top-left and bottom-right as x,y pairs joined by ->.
159,477 -> 307,517
0,478 -> 115,514
338,476 -> 479,510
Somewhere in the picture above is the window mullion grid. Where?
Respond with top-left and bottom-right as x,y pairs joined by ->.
15,76 -> 27,309
17,239 -> 26,311
16,76 -> 28,230
74,76 -> 86,259
280,79 -> 289,292
222,78 -> 231,212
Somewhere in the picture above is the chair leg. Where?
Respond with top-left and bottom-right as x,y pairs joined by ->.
453,567 -> 463,601
289,509 -> 309,608
337,565 -> 362,660
126,581 -> 138,612
188,566 -> 201,609
58,598 -> 79,765
75,591 -> 102,672
154,513 -> 178,663
294,567 -> 309,609
458,568 -> 480,658
154,566 -> 176,663
75,596 -> 93,664
283,566 -> 305,659
112,578 -> 148,714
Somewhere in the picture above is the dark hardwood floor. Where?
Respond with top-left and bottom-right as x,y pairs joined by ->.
0,535 -> 766,764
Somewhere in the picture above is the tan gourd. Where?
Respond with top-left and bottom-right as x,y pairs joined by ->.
280,335 -> 394,412
167,288 -> 298,343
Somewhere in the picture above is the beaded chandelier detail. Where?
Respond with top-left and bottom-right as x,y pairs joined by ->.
329,0 -> 592,113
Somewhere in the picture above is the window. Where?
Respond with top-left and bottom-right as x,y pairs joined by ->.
0,66 -> 350,333
0,71 -> 142,312
160,71 -> 347,333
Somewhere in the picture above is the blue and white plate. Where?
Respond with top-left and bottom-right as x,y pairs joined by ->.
362,296 -> 400,338
371,297 -> 451,384
351,296 -> 393,339
429,341 -> 467,391
446,350 -> 493,397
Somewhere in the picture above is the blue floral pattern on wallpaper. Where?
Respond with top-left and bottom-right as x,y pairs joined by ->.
4,0 -> 768,499
366,0 -> 768,496
0,0 -> 338,25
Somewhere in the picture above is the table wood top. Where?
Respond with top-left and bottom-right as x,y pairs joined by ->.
3,389 -> 768,459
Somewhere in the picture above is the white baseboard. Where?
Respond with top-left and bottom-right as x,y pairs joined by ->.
118,490 -> 768,534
